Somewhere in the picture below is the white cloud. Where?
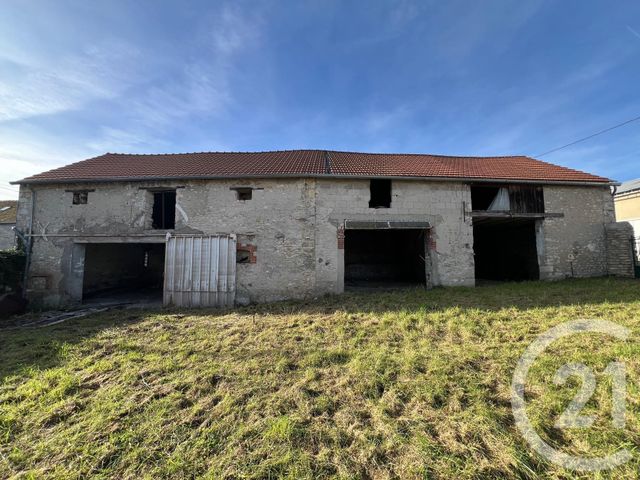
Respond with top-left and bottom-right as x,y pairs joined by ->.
90,4 -> 262,150
0,2 -> 263,190
0,39 -> 143,122
430,1 -> 545,62
627,25 -> 640,40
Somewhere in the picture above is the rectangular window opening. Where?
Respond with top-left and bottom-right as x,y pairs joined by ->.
236,244 -> 256,264
72,191 -> 89,205
235,188 -> 253,201
369,179 -> 391,208
152,190 -> 176,229
236,250 -> 251,263
471,185 -> 544,213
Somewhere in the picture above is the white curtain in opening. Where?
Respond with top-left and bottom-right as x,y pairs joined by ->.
488,187 -> 510,211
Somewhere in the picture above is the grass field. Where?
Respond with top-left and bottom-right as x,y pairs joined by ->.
1,278 -> 640,479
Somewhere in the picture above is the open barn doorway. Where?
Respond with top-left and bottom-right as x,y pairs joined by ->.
344,229 -> 427,289
82,243 -> 165,305
473,218 -> 539,282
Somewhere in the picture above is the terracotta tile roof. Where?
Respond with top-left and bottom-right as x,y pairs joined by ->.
0,200 -> 17,224
328,151 -> 612,183
13,150 -> 612,185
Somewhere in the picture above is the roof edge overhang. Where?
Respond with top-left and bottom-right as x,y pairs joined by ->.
614,188 -> 640,198
11,173 -> 616,187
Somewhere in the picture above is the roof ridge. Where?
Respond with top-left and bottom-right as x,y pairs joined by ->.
106,149 -> 328,157
104,149 -> 530,159
326,150 -> 529,159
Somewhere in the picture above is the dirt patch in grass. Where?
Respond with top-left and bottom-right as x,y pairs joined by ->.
1,278 -> 640,479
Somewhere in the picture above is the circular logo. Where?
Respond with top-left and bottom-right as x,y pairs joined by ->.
511,319 -> 632,471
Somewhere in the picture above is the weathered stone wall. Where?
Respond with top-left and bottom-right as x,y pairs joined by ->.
17,179 -> 618,309
0,224 -> 15,250
539,185 -> 613,279
175,178 -> 318,304
15,182 -> 178,308
18,178 -> 476,307
313,178 -> 475,291
605,222 -> 635,277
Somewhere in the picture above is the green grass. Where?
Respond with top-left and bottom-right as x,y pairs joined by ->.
1,278 -> 640,479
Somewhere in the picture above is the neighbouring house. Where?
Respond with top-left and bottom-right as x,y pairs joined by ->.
11,150 -> 636,309
0,200 -> 17,250
614,178 -> 640,260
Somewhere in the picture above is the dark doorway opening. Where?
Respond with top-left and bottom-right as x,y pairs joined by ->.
82,243 -> 165,305
345,229 -> 426,288
473,218 -> 539,282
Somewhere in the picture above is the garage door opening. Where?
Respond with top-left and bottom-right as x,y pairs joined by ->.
344,229 -> 426,288
473,218 -> 539,282
82,243 -> 165,305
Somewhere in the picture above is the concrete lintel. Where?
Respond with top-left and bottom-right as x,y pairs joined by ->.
73,236 -> 166,244
470,211 -> 564,219
344,220 -> 432,230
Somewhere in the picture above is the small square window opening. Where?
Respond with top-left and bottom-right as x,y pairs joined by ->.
236,250 -> 251,263
73,191 -> 88,205
236,188 -> 253,201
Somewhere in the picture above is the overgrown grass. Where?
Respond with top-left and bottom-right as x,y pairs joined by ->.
1,278 -> 640,479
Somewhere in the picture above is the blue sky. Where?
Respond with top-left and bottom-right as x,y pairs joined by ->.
2,0 -> 640,199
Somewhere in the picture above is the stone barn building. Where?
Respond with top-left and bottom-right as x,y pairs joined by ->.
11,150 -> 633,309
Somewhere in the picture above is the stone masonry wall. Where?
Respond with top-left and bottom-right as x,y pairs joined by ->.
17,179 -> 616,309
18,178 -> 476,308
539,185 -> 613,279
313,178 -> 475,292
16,182 -> 179,308
175,178 -> 318,304
605,222 -> 635,277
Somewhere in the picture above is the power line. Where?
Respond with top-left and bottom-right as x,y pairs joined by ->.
536,114 -> 640,157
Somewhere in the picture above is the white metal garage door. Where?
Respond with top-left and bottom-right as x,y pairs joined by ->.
164,234 -> 236,307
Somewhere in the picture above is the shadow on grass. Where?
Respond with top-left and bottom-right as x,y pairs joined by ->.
0,277 -> 637,383
0,309 -> 147,382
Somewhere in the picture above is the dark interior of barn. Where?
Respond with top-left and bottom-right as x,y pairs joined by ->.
473,218 -> 539,281
82,243 -> 165,303
471,185 -> 502,210
344,229 -> 426,288
471,184 -> 544,213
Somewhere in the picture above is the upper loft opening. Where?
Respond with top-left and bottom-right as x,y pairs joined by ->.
369,179 -> 391,208
152,190 -> 176,229
471,184 -> 544,214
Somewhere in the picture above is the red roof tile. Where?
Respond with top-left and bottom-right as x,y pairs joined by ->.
13,150 -> 612,185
